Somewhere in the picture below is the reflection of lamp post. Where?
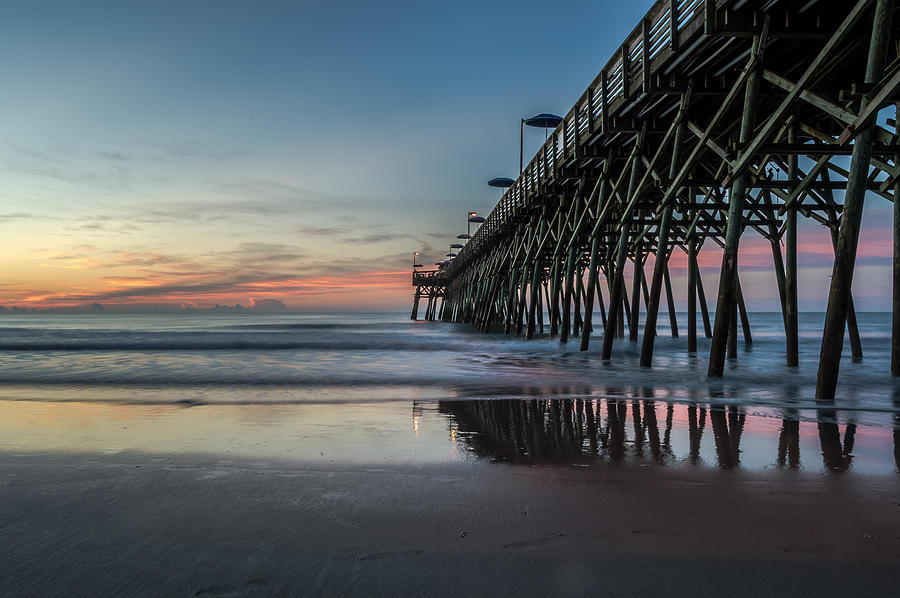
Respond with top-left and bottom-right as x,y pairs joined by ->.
520,113 -> 563,173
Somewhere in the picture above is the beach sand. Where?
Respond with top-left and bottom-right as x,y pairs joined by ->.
1,399 -> 899,596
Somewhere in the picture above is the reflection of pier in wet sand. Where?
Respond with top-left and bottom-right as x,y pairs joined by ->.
439,398 -> 899,474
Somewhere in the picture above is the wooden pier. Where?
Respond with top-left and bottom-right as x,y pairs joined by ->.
415,0 -> 900,401
410,269 -> 446,321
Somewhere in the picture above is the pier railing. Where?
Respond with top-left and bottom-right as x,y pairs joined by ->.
450,0 -> 706,273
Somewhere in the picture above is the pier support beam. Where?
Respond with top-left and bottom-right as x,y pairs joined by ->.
816,0 -> 892,400
696,259 -> 712,338
581,237 -> 602,351
630,253 -> 643,342
709,35 -> 762,377
895,121 -> 900,375
664,263 -> 678,337
561,247 -> 576,344
785,205 -> 799,366
411,291 -> 421,321
688,239 -> 698,353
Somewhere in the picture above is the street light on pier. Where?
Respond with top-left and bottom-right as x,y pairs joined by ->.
520,113 -> 563,173
412,251 -> 423,268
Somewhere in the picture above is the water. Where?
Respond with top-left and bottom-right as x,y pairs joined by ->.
0,311 -> 897,473
0,311 -> 895,410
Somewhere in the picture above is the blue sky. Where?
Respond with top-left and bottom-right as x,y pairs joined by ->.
0,1 -> 893,311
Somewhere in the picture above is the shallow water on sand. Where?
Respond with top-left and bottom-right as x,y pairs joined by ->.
0,311 -> 897,474
0,311 -> 897,411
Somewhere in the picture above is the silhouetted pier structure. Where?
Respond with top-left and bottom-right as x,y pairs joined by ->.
410,269 -> 445,321
415,0 -> 900,400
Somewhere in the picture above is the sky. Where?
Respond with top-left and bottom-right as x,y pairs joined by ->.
0,1 -> 893,312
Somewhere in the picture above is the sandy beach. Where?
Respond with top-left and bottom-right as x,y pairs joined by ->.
2,397 -> 899,596
3,451 -> 899,597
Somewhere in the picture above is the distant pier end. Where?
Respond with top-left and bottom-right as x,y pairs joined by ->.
411,269 -> 445,321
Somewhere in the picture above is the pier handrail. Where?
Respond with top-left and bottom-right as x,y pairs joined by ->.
449,0 -> 705,275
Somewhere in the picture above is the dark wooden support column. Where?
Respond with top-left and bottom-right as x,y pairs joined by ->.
641,203 -> 675,366
549,258 -> 560,337
537,282 -> 545,335
596,273 -> 608,329
504,267 -> 519,334
516,263 -> 530,335
664,264 -> 679,338
895,107 -> 900,375
527,263 -> 541,340
573,268 -> 584,337
602,142 -> 644,358
709,35 -> 762,377
411,291 -> 421,321
728,300 -> 738,359
561,246 -> 576,344
785,126 -> 800,367
817,0 -> 892,400
785,205 -> 799,366
695,256 -> 712,338
603,240 -> 630,359
847,297 -> 864,362
736,275 -> 752,347
630,254 -> 643,342
543,282 -> 552,335
688,239 -> 698,352
581,238 -> 602,351
640,86 -> 688,363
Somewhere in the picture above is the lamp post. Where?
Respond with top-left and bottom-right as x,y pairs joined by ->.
412,251 -> 422,268
520,113 -> 563,173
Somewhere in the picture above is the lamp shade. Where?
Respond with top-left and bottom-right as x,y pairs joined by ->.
524,113 -> 563,128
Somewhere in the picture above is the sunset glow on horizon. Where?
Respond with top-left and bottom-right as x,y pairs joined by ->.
0,1 -> 895,313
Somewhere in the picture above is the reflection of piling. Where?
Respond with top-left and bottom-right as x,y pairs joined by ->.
777,416 -> 800,469
436,398 -> 890,474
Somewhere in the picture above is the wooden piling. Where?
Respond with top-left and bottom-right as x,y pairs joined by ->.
411,291 -> 421,321
561,247 -> 576,344
709,34 -> 762,377
663,264 -> 678,338
695,256 -> 713,338
630,254 -> 643,342
816,0 -> 892,400
688,238 -> 698,352
785,205 -> 799,366
581,237 -> 602,351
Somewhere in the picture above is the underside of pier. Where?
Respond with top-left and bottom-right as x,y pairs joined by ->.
424,0 -> 900,400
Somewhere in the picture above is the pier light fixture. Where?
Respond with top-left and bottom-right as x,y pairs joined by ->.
412,251 -> 423,268
521,112 -> 563,173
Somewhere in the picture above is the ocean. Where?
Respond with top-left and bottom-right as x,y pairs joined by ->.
0,311 -> 897,473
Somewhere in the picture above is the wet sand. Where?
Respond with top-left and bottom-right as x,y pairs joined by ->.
2,451 -> 899,597
1,398 -> 899,596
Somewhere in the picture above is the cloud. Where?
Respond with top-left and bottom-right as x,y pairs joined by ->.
248,297 -> 287,312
